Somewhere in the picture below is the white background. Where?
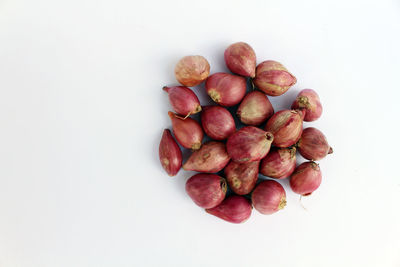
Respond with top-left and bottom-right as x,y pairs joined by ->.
0,0 -> 399,266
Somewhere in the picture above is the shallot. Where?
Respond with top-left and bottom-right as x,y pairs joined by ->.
253,60 -> 296,96
206,195 -> 252,223
264,110 -> 303,148
175,55 -> 210,86
159,129 -> 182,176
227,126 -> 274,163
205,73 -> 246,107
185,173 -> 227,209
168,111 -> 203,150
290,161 -> 322,196
260,147 -> 296,179
252,180 -> 286,215
183,141 -> 230,173
224,42 -> 256,77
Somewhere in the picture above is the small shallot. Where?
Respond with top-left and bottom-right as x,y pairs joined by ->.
175,55 -> 210,86
227,126 -> 274,163
183,141 -> 230,173
260,147 -> 296,179
201,106 -> 236,140
163,86 -> 201,117
224,42 -> 256,77
205,72 -> 246,107
224,161 -> 260,195
291,89 -> 322,121
252,180 -> 287,215
253,60 -> 297,96
159,129 -> 182,176
206,195 -> 252,224
264,110 -> 303,148
168,111 -> 203,150
237,91 -> 274,126
185,173 -> 227,209
290,161 -> 322,196
297,127 -> 333,161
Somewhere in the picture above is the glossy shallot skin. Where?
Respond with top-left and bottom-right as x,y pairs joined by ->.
205,73 -> 247,107
201,106 -> 236,140
252,180 -> 287,215
227,126 -> 274,163
224,42 -> 256,78
290,161 -> 322,196
206,195 -> 252,224
159,129 -> 182,176
237,91 -> 274,126
260,147 -> 296,179
264,110 -> 303,148
297,127 -> 333,161
163,86 -> 201,117
183,142 -> 230,173
253,60 -> 297,96
168,111 -> 203,150
185,173 -> 227,209
225,161 -> 260,195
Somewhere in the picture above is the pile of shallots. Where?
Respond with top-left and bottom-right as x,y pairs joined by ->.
159,42 -> 332,223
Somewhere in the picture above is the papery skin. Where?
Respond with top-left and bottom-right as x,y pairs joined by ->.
224,42 -> 256,78
183,141 -> 230,173
260,147 -> 296,179
290,161 -> 322,196
253,60 -> 297,96
205,73 -> 247,107
206,195 -> 252,223
201,106 -> 236,140
186,173 -> 227,209
159,129 -> 182,176
264,110 -> 303,148
175,55 -> 210,86
227,126 -> 274,163
163,86 -> 202,117
224,161 -> 260,195
168,111 -> 203,150
252,180 -> 287,215
237,91 -> 274,126
297,127 -> 333,161
291,89 -> 323,122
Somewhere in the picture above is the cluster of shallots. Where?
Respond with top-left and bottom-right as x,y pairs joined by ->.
159,42 -> 333,224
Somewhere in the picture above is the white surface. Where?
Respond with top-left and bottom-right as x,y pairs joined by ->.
0,0 -> 399,266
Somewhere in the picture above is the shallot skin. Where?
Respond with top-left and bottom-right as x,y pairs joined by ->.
291,89 -> 323,122
205,73 -> 247,107
252,180 -> 287,215
163,86 -> 202,117
298,127 -> 333,161
264,110 -> 303,148
260,147 -> 296,179
224,42 -> 256,78
168,111 -> 203,150
186,174 -> 227,209
227,126 -> 274,163
224,161 -> 260,195
206,195 -> 252,224
290,161 -> 322,196
237,91 -> 274,126
159,129 -> 182,176
201,106 -> 236,140
253,60 -> 297,96
175,55 -> 210,87
183,142 -> 230,173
